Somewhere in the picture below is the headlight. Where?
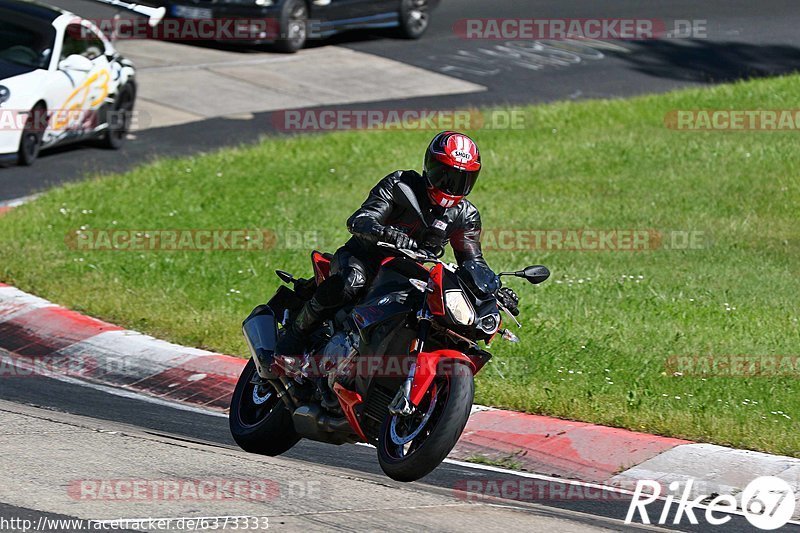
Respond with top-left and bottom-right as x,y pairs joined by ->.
445,289 -> 475,326
0,86 -> 10,106
479,313 -> 501,335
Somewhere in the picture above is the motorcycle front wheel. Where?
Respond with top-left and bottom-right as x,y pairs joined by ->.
229,358 -> 300,456
377,362 -> 474,482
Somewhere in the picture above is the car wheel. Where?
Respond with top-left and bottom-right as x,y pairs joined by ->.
101,83 -> 135,150
17,104 -> 46,166
398,0 -> 429,39
274,0 -> 308,53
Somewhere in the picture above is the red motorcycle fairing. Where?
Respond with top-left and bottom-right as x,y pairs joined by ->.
311,250 -> 332,285
333,382 -> 367,442
409,349 -> 475,406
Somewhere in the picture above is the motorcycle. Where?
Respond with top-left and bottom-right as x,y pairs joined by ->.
230,242 -> 549,482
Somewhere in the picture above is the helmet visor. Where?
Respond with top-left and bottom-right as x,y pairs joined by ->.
427,164 -> 479,197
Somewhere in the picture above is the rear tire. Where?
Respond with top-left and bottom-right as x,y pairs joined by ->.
101,84 -> 135,150
377,362 -> 473,482
229,358 -> 300,456
273,0 -> 308,53
17,104 -> 46,166
397,0 -> 430,39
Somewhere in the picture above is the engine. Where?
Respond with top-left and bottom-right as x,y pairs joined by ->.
321,330 -> 360,389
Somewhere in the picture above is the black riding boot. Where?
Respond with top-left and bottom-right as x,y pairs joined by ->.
275,297 -> 325,357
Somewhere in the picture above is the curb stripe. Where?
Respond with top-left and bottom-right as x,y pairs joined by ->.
130,357 -> 241,409
0,307 -> 121,356
0,286 -> 57,322
452,409 -> 689,483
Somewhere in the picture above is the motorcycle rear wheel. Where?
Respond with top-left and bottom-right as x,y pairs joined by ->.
377,362 -> 474,482
229,358 -> 300,456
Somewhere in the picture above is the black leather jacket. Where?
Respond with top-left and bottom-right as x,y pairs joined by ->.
345,170 -> 488,268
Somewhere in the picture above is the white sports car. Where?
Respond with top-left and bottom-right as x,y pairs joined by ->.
0,0 -> 137,166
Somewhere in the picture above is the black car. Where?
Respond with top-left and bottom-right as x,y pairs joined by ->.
157,0 -> 437,52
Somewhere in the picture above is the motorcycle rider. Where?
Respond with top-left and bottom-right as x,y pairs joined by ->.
276,131 -> 520,356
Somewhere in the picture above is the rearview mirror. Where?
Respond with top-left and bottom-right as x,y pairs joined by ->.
59,54 -> 93,73
500,265 -> 550,285
275,270 -> 295,284
521,265 -> 550,284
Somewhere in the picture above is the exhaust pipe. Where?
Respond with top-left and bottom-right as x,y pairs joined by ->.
292,404 -> 358,445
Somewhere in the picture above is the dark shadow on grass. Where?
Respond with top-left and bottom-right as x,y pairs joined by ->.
618,39 -> 800,83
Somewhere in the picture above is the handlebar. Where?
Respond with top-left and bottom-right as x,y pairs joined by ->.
377,242 -> 442,264
378,242 -> 523,334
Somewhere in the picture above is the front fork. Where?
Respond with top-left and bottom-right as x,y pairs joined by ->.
388,315 -> 432,416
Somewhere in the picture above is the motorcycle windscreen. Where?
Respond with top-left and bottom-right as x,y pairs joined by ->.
362,257 -> 429,303
353,258 -> 427,335
457,259 -> 500,299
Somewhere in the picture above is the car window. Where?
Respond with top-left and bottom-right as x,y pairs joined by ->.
61,24 -> 105,61
0,16 -> 56,69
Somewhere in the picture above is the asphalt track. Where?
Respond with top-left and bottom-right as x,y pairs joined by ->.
1,0 -> 800,198
1,370 -> 796,532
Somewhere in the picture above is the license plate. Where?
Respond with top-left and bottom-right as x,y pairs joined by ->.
171,5 -> 213,19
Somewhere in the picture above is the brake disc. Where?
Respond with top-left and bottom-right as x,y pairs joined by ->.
389,385 -> 438,446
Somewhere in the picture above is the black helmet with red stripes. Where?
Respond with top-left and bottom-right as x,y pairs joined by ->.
423,131 -> 481,208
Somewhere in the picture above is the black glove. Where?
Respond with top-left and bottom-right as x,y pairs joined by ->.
496,287 -> 520,316
420,229 -> 446,258
382,226 -> 418,250
294,277 -> 317,301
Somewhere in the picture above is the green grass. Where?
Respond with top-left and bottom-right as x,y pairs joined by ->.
465,453 -> 525,471
1,74 -> 799,456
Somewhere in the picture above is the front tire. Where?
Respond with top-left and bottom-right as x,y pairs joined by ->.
273,0 -> 308,53
18,104 -> 46,166
397,0 -> 430,39
377,362 -> 474,482
229,358 -> 300,456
